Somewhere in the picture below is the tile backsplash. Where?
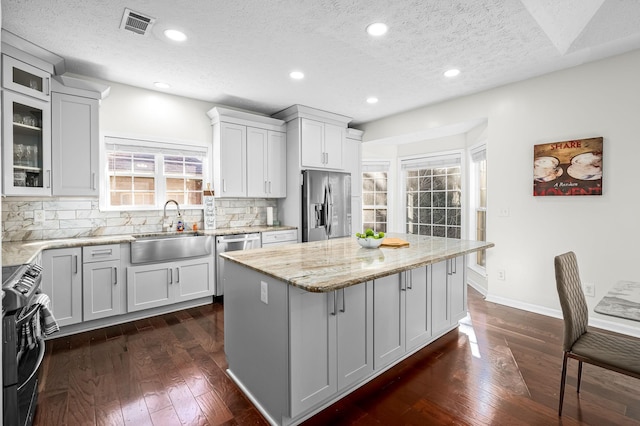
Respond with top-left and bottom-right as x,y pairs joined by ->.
1,197 -> 278,242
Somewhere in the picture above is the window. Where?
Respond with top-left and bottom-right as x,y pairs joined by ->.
402,153 -> 462,238
104,137 -> 207,210
362,161 -> 389,233
470,145 -> 487,267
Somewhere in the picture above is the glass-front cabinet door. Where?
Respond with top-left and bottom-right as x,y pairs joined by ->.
2,90 -> 51,196
2,55 -> 51,101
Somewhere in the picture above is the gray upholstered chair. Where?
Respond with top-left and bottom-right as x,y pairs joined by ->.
554,251 -> 640,415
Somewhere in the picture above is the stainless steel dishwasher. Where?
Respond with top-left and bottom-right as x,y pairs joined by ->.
215,233 -> 261,296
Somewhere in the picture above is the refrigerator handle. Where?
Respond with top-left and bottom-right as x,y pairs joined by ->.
327,183 -> 334,236
323,185 -> 331,235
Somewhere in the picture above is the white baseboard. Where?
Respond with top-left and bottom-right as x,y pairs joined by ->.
484,293 -> 640,339
467,277 -> 487,297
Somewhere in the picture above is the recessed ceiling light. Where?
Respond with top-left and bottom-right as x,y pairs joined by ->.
164,29 -> 187,42
154,82 -> 171,89
289,71 -> 305,80
366,22 -> 388,36
366,97 -> 379,104
444,69 -> 461,78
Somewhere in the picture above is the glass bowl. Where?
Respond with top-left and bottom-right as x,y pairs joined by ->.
356,237 -> 384,249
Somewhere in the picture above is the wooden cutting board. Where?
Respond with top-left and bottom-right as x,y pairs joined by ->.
380,238 -> 410,248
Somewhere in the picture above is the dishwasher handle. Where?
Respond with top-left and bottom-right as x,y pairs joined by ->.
217,234 -> 261,244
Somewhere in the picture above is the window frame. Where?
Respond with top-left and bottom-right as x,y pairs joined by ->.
468,142 -> 487,271
399,149 -> 465,239
362,162 -> 390,233
101,136 -> 210,212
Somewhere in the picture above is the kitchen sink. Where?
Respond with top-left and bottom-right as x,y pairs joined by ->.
130,234 -> 213,264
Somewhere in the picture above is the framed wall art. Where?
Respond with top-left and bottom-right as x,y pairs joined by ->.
533,137 -> 603,196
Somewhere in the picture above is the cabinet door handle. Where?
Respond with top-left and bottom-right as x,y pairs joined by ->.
91,249 -> 112,257
74,255 -> 78,274
45,77 -> 50,96
340,288 -> 346,313
452,258 -> 457,274
408,271 -> 413,290
268,181 -> 272,194
46,170 -> 51,188
113,267 -> 118,285
176,267 -> 180,284
92,172 -> 96,190
222,179 -> 226,192
401,273 -> 406,291
169,268 -> 173,284
330,292 -> 337,316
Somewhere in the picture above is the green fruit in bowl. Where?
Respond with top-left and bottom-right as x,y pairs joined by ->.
365,228 -> 374,237
378,232 -> 385,238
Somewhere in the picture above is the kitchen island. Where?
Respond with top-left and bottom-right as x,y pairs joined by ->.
221,233 -> 494,426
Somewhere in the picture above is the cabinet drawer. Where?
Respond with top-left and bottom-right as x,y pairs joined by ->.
262,229 -> 298,245
83,244 -> 121,263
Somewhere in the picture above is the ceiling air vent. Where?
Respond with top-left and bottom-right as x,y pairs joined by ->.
120,8 -> 156,36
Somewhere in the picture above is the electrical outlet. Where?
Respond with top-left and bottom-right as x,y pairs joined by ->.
34,210 -> 45,223
260,281 -> 268,304
583,282 -> 595,297
498,208 -> 510,217
497,269 -> 506,280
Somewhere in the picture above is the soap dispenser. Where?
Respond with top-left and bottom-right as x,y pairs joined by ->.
176,213 -> 184,232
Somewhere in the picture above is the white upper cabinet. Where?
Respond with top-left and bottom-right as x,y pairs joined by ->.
2,55 -> 51,101
2,90 -> 52,196
2,42 -> 107,198
51,92 -> 99,196
248,128 -> 286,198
300,118 -> 343,169
214,122 -> 247,197
208,107 -> 286,198
268,131 -> 286,197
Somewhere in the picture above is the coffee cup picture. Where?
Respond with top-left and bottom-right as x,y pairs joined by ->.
533,137 -> 603,196
533,156 -> 562,182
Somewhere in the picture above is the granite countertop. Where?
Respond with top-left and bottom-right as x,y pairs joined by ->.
2,225 -> 296,267
220,233 -> 495,293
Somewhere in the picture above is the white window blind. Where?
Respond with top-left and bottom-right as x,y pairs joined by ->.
401,153 -> 461,170
470,145 -> 486,163
362,160 -> 390,173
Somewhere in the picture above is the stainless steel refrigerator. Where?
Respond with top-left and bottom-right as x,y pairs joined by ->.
302,170 -> 351,242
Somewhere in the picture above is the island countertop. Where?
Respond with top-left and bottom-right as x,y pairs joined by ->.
220,233 -> 494,293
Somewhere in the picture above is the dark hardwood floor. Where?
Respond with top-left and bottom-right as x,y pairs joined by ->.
34,287 -> 640,425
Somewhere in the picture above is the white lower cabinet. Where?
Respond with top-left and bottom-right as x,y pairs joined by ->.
405,266 -> 431,351
289,281 -> 373,417
336,284 -> 374,390
224,256 -> 468,425
82,260 -> 122,321
372,274 -> 405,369
289,287 -> 337,416
373,260 -> 463,369
127,257 -> 214,313
174,257 -> 215,302
432,256 -> 466,335
449,257 -> 467,323
42,247 -> 82,327
82,244 -> 123,321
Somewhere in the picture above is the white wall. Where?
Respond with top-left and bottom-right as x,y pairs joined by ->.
360,48 -> 640,334
99,80 -> 213,145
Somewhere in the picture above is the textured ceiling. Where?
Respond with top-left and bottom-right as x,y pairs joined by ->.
2,0 -> 640,125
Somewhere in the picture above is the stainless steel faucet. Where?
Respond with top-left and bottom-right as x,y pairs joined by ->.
162,199 -> 181,231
